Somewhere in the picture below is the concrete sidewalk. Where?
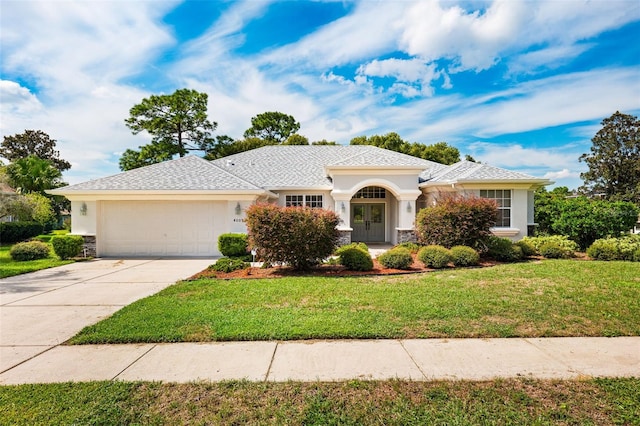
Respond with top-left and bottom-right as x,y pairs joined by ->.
1,337 -> 639,384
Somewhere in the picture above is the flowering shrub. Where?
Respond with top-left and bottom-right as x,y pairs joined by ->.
245,204 -> 340,270
415,194 -> 497,248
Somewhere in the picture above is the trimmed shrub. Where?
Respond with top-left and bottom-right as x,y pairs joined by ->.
218,233 -> 249,257
335,242 -> 369,256
450,245 -> 480,267
395,242 -> 420,253
378,248 -> 413,269
538,242 -> 567,259
587,235 -> 640,261
339,247 -> 374,271
9,241 -> 50,261
51,235 -> 84,260
484,236 -> 522,262
634,248 -> 640,262
209,257 -> 249,273
0,221 -> 44,243
522,236 -> 577,258
415,194 -> 498,248
246,204 -> 340,270
514,239 -> 537,258
586,239 -> 619,261
418,245 -> 451,269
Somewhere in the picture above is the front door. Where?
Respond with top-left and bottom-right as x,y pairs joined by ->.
351,203 -> 385,242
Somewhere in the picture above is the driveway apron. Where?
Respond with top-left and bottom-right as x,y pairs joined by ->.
0,258 -> 212,374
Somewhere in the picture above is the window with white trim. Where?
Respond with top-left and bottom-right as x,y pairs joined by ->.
480,190 -> 511,227
285,195 -> 323,208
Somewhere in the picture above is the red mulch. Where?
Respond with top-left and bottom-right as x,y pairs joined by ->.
188,257 -> 500,280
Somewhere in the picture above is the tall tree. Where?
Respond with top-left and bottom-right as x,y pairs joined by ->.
243,111 -> 300,143
350,133 -> 461,165
123,88 -> 217,169
579,111 -> 640,204
5,155 -> 65,194
1,130 -> 71,171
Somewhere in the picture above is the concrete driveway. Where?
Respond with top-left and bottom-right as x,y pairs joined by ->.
0,258 -> 213,373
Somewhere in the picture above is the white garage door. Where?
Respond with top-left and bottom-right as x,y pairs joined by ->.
99,201 -> 225,257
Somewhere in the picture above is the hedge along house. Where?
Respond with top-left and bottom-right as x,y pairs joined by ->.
49,145 -> 550,257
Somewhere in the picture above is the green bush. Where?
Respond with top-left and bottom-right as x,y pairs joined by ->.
514,239 -> 537,257
538,242 -> 567,259
218,233 -> 249,257
634,248 -> 640,262
450,245 -> 480,267
51,235 -> 84,260
209,257 -> 249,273
394,242 -> 420,253
246,204 -> 340,270
377,248 -> 413,269
484,236 -> 522,262
335,242 -> 369,256
0,221 -> 44,243
535,195 -> 639,250
415,194 -> 498,248
9,241 -> 51,261
522,235 -> 577,258
417,245 -> 451,269
587,235 -> 640,261
339,247 -> 373,271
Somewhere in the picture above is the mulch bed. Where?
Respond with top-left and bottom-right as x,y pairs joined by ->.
188,256 -> 500,280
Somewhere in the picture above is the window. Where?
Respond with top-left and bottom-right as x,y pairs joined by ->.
285,195 -> 323,208
285,195 -> 304,207
353,186 -> 386,199
480,190 -> 511,227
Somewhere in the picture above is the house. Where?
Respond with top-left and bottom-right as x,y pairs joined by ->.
49,145 -> 550,257
1,180 -> 18,223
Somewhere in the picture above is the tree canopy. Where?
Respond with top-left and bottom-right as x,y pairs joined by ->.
243,111 -> 300,143
1,130 -> 71,172
350,132 -> 461,164
121,88 -> 217,170
579,111 -> 640,205
6,155 -> 65,194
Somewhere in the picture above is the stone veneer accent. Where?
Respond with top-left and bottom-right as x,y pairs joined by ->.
337,230 -> 352,246
81,235 -> 96,258
396,229 -> 417,244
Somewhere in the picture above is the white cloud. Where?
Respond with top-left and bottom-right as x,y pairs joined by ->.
0,80 -> 43,117
543,169 -> 580,180
399,0 -> 640,73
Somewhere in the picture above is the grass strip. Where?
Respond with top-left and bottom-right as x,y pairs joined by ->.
0,244 -> 72,279
0,378 -> 638,425
70,260 -> 640,343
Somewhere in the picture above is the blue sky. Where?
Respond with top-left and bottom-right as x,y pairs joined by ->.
1,0 -> 639,189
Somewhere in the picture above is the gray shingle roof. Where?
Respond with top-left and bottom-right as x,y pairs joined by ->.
211,145 -> 446,189
422,160 -> 546,184
55,155 -> 262,191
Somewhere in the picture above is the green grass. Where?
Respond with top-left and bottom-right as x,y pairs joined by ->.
0,378 -> 638,425
70,260 -> 640,344
0,240 -> 73,279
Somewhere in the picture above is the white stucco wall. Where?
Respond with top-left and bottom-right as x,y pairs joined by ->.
70,200 -> 96,235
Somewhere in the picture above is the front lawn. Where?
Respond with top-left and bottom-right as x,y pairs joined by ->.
0,244 -> 72,279
70,260 -> 640,344
0,378 -> 637,425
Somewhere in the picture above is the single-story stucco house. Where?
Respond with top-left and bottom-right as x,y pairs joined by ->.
50,145 -> 550,257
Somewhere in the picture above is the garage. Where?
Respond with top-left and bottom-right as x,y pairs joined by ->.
98,201 -> 226,257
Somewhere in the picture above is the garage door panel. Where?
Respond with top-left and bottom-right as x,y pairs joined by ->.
99,201 -> 224,257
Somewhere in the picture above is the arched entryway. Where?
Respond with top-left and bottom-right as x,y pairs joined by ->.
350,186 -> 388,243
